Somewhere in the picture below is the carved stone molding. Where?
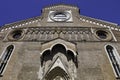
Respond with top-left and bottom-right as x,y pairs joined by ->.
4,27 -> 114,42
22,27 -> 92,42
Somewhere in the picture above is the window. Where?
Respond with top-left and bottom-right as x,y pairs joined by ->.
0,45 -> 14,76
8,29 -> 24,40
52,12 -> 69,22
106,45 -> 120,78
96,30 -> 107,39
49,11 -> 71,22
94,29 -> 112,41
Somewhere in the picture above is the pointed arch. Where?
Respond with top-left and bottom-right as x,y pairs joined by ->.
42,57 -> 71,80
0,45 -> 14,76
105,44 -> 120,78
45,67 -> 70,80
39,39 -> 77,79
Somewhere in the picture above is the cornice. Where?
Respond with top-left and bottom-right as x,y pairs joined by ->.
77,15 -> 120,31
0,16 -> 43,32
0,6 -> 120,33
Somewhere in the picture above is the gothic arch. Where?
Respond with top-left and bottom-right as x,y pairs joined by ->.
41,43 -> 77,63
0,45 -> 14,75
105,44 -> 120,78
44,66 -> 70,80
40,39 -> 77,57
39,39 -> 77,79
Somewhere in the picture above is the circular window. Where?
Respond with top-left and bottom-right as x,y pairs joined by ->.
49,11 -> 71,22
8,29 -> 24,40
12,30 -> 22,39
96,30 -> 107,39
95,29 -> 112,41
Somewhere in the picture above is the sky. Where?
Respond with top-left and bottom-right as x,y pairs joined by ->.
0,0 -> 120,26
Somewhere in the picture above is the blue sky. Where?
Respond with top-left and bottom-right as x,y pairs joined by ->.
0,0 -> 120,26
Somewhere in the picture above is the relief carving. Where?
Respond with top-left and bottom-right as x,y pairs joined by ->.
23,27 -> 92,42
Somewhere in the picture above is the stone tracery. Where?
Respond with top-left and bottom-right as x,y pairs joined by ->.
39,39 -> 78,80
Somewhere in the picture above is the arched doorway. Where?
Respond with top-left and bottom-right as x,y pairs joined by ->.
39,39 -> 78,80
45,67 -> 70,80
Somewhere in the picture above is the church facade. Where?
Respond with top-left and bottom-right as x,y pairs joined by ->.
0,4 -> 120,80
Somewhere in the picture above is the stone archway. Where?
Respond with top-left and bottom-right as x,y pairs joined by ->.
39,39 -> 77,80
44,67 -> 70,80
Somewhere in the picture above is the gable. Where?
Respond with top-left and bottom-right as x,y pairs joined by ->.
43,57 -> 71,80
0,4 -> 119,33
47,57 -> 68,73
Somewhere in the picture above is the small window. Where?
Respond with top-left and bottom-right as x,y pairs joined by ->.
96,30 -> 107,39
106,45 -> 120,78
49,11 -> 71,22
8,29 -> 24,41
12,31 -> 22,39
94,29 -> 112,41
54,12 -> 67,20
0,45 -> 14,76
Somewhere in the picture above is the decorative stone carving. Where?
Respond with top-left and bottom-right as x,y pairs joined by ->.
39,39 -> 78,80
22,27 -> 93,42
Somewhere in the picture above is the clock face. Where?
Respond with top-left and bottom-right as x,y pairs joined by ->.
49,11 -> 71,22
